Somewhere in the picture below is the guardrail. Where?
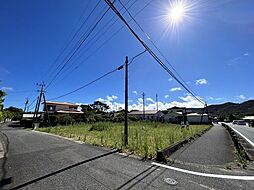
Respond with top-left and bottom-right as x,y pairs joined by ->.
222,123 -> 254,161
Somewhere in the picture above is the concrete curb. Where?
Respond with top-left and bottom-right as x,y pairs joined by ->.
156,125 -> 212,163
32,130 -> 87,145
0,140 -> 4,159
222,123 -> 254,161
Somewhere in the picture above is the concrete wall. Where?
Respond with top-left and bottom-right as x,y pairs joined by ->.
187,115 -> 209,124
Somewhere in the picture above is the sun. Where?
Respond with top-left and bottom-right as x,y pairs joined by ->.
168,1 -> 187,24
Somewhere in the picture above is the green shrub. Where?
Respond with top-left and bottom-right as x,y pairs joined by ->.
20,119 -> 33,128
56,115 -> 75,125
89,122 -> 111,131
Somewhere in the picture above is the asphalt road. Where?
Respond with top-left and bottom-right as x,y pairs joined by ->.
229,124 -> 254,147
170,124 -> 236,166
1,122 -> 254,190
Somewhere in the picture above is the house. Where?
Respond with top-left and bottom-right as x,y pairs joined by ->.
22,113 -> 41,119
242,116 -> 254,127
164,112 -> 183,123
187,113 -> 209,124
44,101 -> 83,114
128,110 -> 164,121
167,106 -> 186,113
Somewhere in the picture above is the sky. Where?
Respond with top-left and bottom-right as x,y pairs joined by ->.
0,0 -> 254,111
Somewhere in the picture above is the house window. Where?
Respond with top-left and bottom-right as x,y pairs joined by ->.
47,105 -> 56,111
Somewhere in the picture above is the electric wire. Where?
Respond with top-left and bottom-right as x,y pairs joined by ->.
54,0 -> 153,85
46,0 -> 137,89
47,50 -> 146,101
104,0 -> 205,105
45,2 -> 114,90
38,0 -> 95,83
118,0 -> 198,98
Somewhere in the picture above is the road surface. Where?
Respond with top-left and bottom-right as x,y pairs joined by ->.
170,124 -> 236,166
1,122 -> 254,190
229,124 -> 254,147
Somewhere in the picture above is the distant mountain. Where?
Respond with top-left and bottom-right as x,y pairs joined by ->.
190,100 -> 254,118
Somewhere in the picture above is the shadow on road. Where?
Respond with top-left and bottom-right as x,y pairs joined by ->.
0,131 -> 12,189
10,149 -> 119,190
116,165 -> 159,190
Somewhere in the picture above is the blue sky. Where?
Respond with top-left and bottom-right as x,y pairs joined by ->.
0,0 -> 254,111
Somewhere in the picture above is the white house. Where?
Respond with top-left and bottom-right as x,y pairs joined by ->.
187,113 -> 209,124
242,116 -> 254,127
164,112 -> 183,123
128,110 -> 164,121
44,101 -> 83,115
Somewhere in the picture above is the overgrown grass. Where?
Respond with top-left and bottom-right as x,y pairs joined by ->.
38,122 -> 210,158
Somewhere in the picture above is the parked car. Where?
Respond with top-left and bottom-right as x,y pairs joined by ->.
232,120 -> 246,125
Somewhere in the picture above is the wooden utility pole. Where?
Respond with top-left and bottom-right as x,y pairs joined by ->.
32,82 -> 50,128
156,93 -> 158,112
156,93 -> 159,121
182,107 -> 187,126
124,56 -> 128,146
142,92 -> 145,120
24,98 -> 29,112
200,103 -> 207,124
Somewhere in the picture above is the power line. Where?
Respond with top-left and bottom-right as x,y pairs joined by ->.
70,0 -> 152,72
45,2 -> 113,90
57,0 -> 137,76
50,0 -> 152,88
118,0 -> 198,97
104,0 -> 205,105
38,0 -> 95,83
47,50 -> 146,101
46,0 -> 139,89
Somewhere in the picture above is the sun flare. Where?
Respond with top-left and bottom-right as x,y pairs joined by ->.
169,3 -> 185,22
168,1 -> 187,24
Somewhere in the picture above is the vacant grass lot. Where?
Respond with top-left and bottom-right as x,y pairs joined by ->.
38,122 -> 210,158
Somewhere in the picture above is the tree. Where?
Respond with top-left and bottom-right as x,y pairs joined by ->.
229,114 -> 237,122
89,101 -> 109,113
0,82 -> 6,121
3,106 -> 23,121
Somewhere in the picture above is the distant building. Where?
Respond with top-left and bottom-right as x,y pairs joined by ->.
242,116 -> 254,127
44,101 -> 83,115
164,112 -> 183,123
128,110 -> 164,121
22,113 -> 41,119
187,113 -> 209,124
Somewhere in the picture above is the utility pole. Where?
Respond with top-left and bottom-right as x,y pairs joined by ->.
156,93 -> 158,112
24,98 -> 29,112
182,107 -> 187,126
156,93 -> 158,121
124,56 -> 128,146
142,92 -> 145,120
32,82 -> 50,128
200,103 -> 207,124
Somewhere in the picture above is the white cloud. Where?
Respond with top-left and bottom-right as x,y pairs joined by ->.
243,52 -> 250,56
132,90 -> 138,95
96,94 -> 204,112
165,95 -> 169,99
146,97 -> 155,103
168,78 -> 173,82
0,86 -> 14,91
170,87 -> 182,92
96,97 -> 106,102
238,95 -> 246,100
207,96 -> 224,101
195,79 -> 207,85
0,68 -> 10,74
106,95 -> 118,101
228,52 -> 250,66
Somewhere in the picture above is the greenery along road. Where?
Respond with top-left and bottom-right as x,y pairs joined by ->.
38,122 -> 210,158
